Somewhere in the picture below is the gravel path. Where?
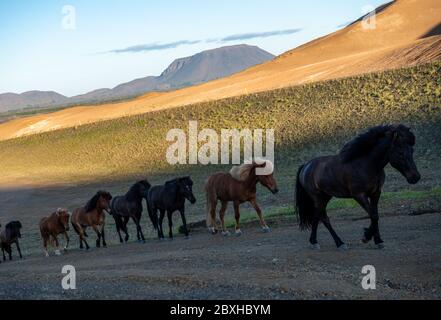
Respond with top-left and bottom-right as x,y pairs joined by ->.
0,212 -> 440,300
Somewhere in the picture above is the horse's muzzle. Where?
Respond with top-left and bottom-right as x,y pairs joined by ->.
407,172 -> 421,185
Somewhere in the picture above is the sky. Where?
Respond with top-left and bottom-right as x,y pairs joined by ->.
0,0 -> 389,97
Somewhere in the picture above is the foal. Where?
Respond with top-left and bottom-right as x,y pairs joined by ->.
1,221 -> 23,261
39,208 -> 70,256
205,159 -> 279,236
71,191 -> 112,250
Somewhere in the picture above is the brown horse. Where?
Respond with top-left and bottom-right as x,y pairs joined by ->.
71,191 -> 112,250
205,159 -> 279,236
39,208 -> 71,257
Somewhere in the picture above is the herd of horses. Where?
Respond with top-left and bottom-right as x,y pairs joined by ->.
0,124 -> 420,261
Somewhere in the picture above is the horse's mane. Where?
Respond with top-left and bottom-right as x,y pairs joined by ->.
126,180 -> 151,199
230,159 -> 274,182
339,125 -> 393,163
165,177 -> 192,186
85,191 -> 112,212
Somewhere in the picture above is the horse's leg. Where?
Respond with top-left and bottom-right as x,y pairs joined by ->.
355,193 -> 384,248
43,236 -> 49,257
8,245 -> 12,260
167,211 -> 174,239
15,241 -> 23,259
53,235 -> 61,256
179,208 -> 189,238
81,227 -> 90,250
2,247 -> 6,261
234,201 -> 242,236
219,201 -> 230,236
101,223 -> 107,247
132,215 -> 145,243
122,216 -> 130,242
309,218 -> 320,249
249,198 -> 270,232
320,207 -> 346,249
63,232 -> 70,251
159,209 -> 166,239
115,217 -> 124,243
92,225 -> 102,248
207,194 -> 218,234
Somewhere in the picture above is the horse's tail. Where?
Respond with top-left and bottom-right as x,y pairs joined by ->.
146,197 -> 158,230
295,164 -> 315,230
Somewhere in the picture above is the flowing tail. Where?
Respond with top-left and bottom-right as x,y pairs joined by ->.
295,164 -> 315,230
146,198 -> 158,230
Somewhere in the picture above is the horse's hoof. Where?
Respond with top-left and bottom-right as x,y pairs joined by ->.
208,227 -> 217,235
55,250 -> 62,256
262,226 -> 272,233
338,244 -> 349,251
185,235 -> 190,240
235,229 -> 243,236
310,243 -> 321,250
362,238 -> 370,244
222,231 -> 231,237
376,243 -> 385,249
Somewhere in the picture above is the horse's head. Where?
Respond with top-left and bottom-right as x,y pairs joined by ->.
177,177 -> 196,204
5,221 -> 22,239
388,125 -> 421,184
56,208 -> 70,231
97,191 -> 113,211
255,161 -> 279,194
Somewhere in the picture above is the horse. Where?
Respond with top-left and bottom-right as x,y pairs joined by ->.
109,180 -> 154,243
147,177 -> 196,239
295,124 -> 421,250
1,221 -> 23,261
39,208 -> 71,256
71,191 -> 112,250
205,159 -> 279,236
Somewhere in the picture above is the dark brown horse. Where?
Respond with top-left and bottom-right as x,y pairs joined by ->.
39,208 -> 71,257
295,125 -> 420,250
205,159 -> 279,236
71,191 -> 112,250
1,221 -> 23,261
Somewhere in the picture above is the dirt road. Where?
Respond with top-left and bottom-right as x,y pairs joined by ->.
0,212 -> 440,300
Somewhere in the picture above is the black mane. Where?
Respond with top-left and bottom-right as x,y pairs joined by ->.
85,191 -> 112,212
339,125 -> 393,163
126,180 -> 151,200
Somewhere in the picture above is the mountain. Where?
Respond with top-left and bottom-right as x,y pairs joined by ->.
0,91 -> 68,113
71,44 -> 274,103
0,45 -> 274,111
0,0 -> 440,140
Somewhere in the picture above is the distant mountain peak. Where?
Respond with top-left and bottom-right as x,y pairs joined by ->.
0,44 -> 274,112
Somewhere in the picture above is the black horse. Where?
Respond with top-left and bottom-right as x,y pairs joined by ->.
109,180 -> 154,243
1,221 -> 23,261
147,177 -> 196,239
295,125 -> 420,250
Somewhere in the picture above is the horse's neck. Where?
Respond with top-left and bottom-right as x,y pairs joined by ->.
367,136 -> 392,171
244,170 -> 259,190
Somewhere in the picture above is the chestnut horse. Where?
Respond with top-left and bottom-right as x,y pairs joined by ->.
71,191 -> 112,250
205,159 -> 279,236
39,208 -> 70,257
295,125 -> 420,250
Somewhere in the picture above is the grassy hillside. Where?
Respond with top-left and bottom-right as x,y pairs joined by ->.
0,61 -> 440,256
0,61 -> 440,185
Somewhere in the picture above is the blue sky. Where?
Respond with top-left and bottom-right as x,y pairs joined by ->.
0,0 -> 388,97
